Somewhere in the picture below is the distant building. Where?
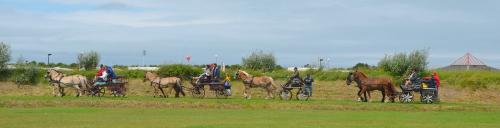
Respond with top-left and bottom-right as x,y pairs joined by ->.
440,53 -> 498,71
127,67 -> 159,71
287,67 -> 318,71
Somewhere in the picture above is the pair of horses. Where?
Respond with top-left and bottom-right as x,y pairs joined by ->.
346,70 -> 398,102
143,71 -> 185,98
45,69 -> 90,97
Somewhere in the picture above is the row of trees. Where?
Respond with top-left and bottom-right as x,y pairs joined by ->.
0,42 -> 102,85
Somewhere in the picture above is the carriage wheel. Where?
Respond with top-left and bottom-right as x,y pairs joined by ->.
279,89 -> 292,100
215,89 -> 228,99
96,87 -> 105,97
296,89 -> 310,101
114,85 -> 126,97
191,87 -> 205,98
422,91 -> 434,104
423,95 -> 434,104
399,92 -> 413,103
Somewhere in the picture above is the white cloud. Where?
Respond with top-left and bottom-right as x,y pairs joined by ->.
52,10 -> 234,28
47,0 -> 160,8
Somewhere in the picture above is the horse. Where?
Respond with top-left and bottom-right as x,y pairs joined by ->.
143,71 -> 185,98
45,69 -> 89,97
234,70 -> 276,99
346,70 -> 397,103
346,73 -> 372,102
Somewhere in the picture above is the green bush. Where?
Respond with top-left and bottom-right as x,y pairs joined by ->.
378,49 -> 428,77
0,69 -> 12,81
158,64 -> 203,78
117,70 -> 145,79
242,50 -> 277,71
13,65 -> 43,85
68,70 -> 97,80
78,51 -> 100,70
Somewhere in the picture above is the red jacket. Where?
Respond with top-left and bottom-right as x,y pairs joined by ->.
433,72 -> 441,89
96,68 -> 105,77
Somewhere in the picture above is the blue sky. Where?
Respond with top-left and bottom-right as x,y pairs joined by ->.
1,0 -> 499,68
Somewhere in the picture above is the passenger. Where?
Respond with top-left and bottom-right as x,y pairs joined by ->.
304,74 -> 314,96
212,63 -> 220,80
433,72 -> 441,101
95,64 -> 106,82
106,65 -> 117,80
198,64 -> 212,83
99,66 -> 109,82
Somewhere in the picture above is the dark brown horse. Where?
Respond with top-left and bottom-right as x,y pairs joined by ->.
346,70 -> 397,102
346,73 -> 372,102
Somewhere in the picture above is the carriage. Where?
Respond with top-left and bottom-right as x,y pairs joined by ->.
399,77 -> 438,104
89,76 -> 128,97
279,78 -> 310,100
189,77 -> 231,99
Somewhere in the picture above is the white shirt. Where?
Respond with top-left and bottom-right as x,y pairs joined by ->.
100,71 -> 108,79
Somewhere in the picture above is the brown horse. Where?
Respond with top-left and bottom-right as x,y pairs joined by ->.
346,73 -> 372,102
46,69 -> 89,97
234,70 -> 276,99
143,71 -> 185,98
346,70 -> 397,102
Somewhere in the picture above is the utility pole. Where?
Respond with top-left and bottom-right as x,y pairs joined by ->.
215,54 -> 219,64
142,50 -> 146,67
47,53 -> 52,68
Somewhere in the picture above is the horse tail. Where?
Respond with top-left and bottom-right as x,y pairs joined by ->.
175,78 -> 185,97
387,80 -> 399,98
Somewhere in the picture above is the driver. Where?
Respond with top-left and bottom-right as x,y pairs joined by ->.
285,67 -> 303,86
404,68 -> 419,87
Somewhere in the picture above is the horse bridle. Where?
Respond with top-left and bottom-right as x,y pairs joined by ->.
48,70 -> 64,83
238,72 -> 254,85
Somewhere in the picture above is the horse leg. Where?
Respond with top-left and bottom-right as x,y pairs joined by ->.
52,84 -> 58,97
267,86 -> 274,99
158,86 -> 167,98
243,86 -> 248,99
358,88 -> 363,101
367,91 -> 372,100
166,85 -> 174,98
152,84 -> 159,98
59,86 -> 65,97
75,86 -> 82,97
361,88 -> 368,102
381,90 -> 386,103
244,86 -> 251,100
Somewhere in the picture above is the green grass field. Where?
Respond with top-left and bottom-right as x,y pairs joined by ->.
1,80 -> 500,128
2,107 -> 499,128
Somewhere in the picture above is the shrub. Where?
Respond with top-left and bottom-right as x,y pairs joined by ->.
0,42 -> 10,69
78,51 -> 100,70
157,64 -> 203,78
242,50 -> 276,71
118,70 -> 145,79
13,65 -> 43,85
378,49 -> 428,77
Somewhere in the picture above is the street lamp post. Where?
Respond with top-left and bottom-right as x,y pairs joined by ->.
47,54 -> 52,68
214,54 -> 219,64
